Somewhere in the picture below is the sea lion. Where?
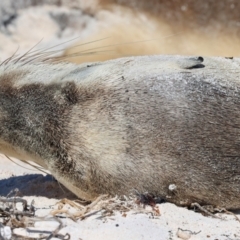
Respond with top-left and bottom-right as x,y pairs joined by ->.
0,54 -> 240,209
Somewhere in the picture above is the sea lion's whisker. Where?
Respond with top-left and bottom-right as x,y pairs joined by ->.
13,38 -> 44,64
30,36 -> 111,57
0,45 -> 20,66
19,49 -> 114,65
64,33 -> 181,55
50,50 -> 116,62
5,155 -> 48,175
18,36 -> 112,64
24,33 -> 179,64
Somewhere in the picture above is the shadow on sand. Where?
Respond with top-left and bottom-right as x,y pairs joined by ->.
0,174 -> 76,199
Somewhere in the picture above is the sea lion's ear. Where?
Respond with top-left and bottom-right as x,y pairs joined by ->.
177,56 -> 205,69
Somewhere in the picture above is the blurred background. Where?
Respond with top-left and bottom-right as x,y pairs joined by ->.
0,0 -> 239,64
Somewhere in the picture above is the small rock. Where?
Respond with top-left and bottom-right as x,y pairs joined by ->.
177,228 -> 191,240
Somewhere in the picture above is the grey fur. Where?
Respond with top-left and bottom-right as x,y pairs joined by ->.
0,55 -> 240,209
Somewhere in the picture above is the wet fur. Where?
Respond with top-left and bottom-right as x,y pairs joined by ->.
0,55 -> 240,209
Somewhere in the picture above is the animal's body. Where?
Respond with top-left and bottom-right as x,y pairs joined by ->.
0,55 -> 240,209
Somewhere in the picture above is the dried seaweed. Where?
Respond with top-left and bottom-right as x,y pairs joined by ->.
0,189 -> 69,240
52,194 -> 161,221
